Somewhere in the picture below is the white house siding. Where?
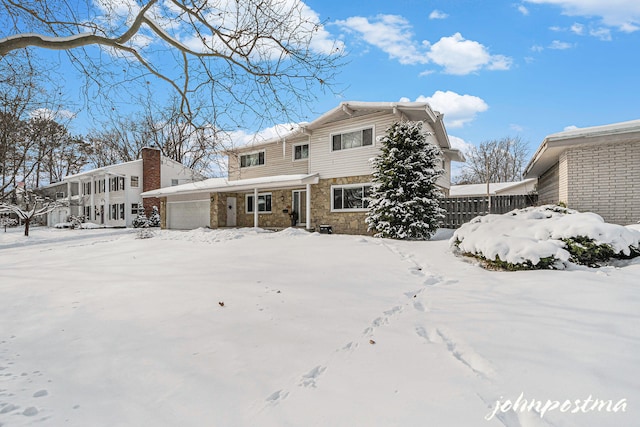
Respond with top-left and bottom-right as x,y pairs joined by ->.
228,135 -> 310,181
160,157 -> 204,188
309,112 -> 392,179
565,140 -> 640,225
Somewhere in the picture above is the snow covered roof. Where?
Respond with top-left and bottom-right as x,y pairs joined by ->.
141,173 -> 320,198
228,101 -> 458,153
525,118 -> 640,177
449,179 -> 536,197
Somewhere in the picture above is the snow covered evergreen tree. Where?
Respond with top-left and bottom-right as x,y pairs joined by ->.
366,121 -> 445,240
132,204 -> 149,228
148,206 -> 161,227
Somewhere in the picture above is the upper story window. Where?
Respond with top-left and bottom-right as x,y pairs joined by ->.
131,176 -> 139,188
293,144 -> 309,160
171,179 -> 179,186
240,151 -> 265,168
331,127 -> 373,151
55,191 -> 65,199
83,182 -> 92,195
109,177 -> 125,192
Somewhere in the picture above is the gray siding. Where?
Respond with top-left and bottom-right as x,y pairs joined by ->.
537,162 -> 559,205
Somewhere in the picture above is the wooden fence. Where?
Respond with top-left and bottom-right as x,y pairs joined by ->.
440,194 -> 538,229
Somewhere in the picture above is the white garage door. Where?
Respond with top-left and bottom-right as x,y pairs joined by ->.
167,200 -> 210,230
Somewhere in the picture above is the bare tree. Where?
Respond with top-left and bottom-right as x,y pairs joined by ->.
455,137 -> 529,185
0,0 -> 345,134
0,190 -> 66,236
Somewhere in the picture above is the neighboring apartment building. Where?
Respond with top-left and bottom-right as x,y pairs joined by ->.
524,118 -> 640,225
143,101 -> 465,234
41,147 -> 204,227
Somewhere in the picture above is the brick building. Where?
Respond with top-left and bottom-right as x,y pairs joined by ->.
524,119 -> 640,225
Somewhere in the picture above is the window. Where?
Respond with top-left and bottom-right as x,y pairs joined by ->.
171,179 -> 179,186
55,191 -> 65,199
131,203 -> 139,215
240,151 -> 265,168
110,203 -> 125,220
83,182 -> 92,195
84,206 -> 91,219
246,193 -> 272,213
332,184 -> 372,211
131,176 -> 139,188
331,128 -> 373,151
109,177 -> 125,191
95,180 -> 105,194
294,144 -> 309,160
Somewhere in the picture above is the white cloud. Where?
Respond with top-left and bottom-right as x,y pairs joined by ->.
510,123 -> 525,132
429,10 -> 448,20
226,123 -> 300,149
525,0 -> 640,32
335,17 -> 511,74
412,90 -> 489,128
563,125 -> 579,131
426,33 -> 513,75
590,27 -> 612,41
549,40 -> 573,49
517,5 -> 530,15
531,44 -> 545,52
334,15 -> 427,64
448,135 -> 475,155
570,23 -> 585,35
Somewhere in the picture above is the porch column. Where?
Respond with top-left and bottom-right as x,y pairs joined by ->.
305,183 -> 311,230
90,176 -> 95,221
66,181 -> 72,216
253,187 -> 259,228
104,174 -> 110,223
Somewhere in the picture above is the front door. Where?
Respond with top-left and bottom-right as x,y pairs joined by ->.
292,190 -> 306,226
226,197 -> 237,227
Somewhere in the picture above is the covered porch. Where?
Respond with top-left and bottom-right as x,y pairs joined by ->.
143,174 -> 319,230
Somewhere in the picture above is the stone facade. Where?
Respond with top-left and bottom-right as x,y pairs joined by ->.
310,175 -> 372,235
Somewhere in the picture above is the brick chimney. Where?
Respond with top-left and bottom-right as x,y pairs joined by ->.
141,147 -> 161,215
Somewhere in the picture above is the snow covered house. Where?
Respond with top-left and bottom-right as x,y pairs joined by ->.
41,147 -> 204,227
142,101 -> 464,234
524,119 -> 640,225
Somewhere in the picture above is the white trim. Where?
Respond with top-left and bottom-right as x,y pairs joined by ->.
245,192 -> 273,214
292,142 -> 310,162
167,199 -> 210,204
329,125 -> 376,153
330,183 -> 372,212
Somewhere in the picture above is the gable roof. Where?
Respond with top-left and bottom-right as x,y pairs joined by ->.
524,118 -> 640,178
227,101 -> 459,154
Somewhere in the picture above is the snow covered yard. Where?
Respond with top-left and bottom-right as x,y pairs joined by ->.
1,226 -> 639,426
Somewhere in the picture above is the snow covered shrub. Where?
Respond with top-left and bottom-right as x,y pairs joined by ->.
366,121 -> 445,240
132,205 -> 149,228
148,206 -> 160,227
67,215 -> 85,229
136,227 -> 155,239
451,205 -> 640,270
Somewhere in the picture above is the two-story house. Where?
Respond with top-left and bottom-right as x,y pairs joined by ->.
41,147 -> 204,227
142,101 -> 464,234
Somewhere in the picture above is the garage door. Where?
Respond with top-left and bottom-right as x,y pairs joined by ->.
167,200 -> 210,230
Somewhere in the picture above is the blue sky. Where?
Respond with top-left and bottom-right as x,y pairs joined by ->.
18,0 -> 640,170
299,0 -> 640,158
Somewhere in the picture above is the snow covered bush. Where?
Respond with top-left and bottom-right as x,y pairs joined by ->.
148,206 -> 161,227
366,121 -> 445,240
132,205 -> 150,228
450,205 -> 640,270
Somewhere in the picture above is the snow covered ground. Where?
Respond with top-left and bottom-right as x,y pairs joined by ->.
1,225 -> 639,426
